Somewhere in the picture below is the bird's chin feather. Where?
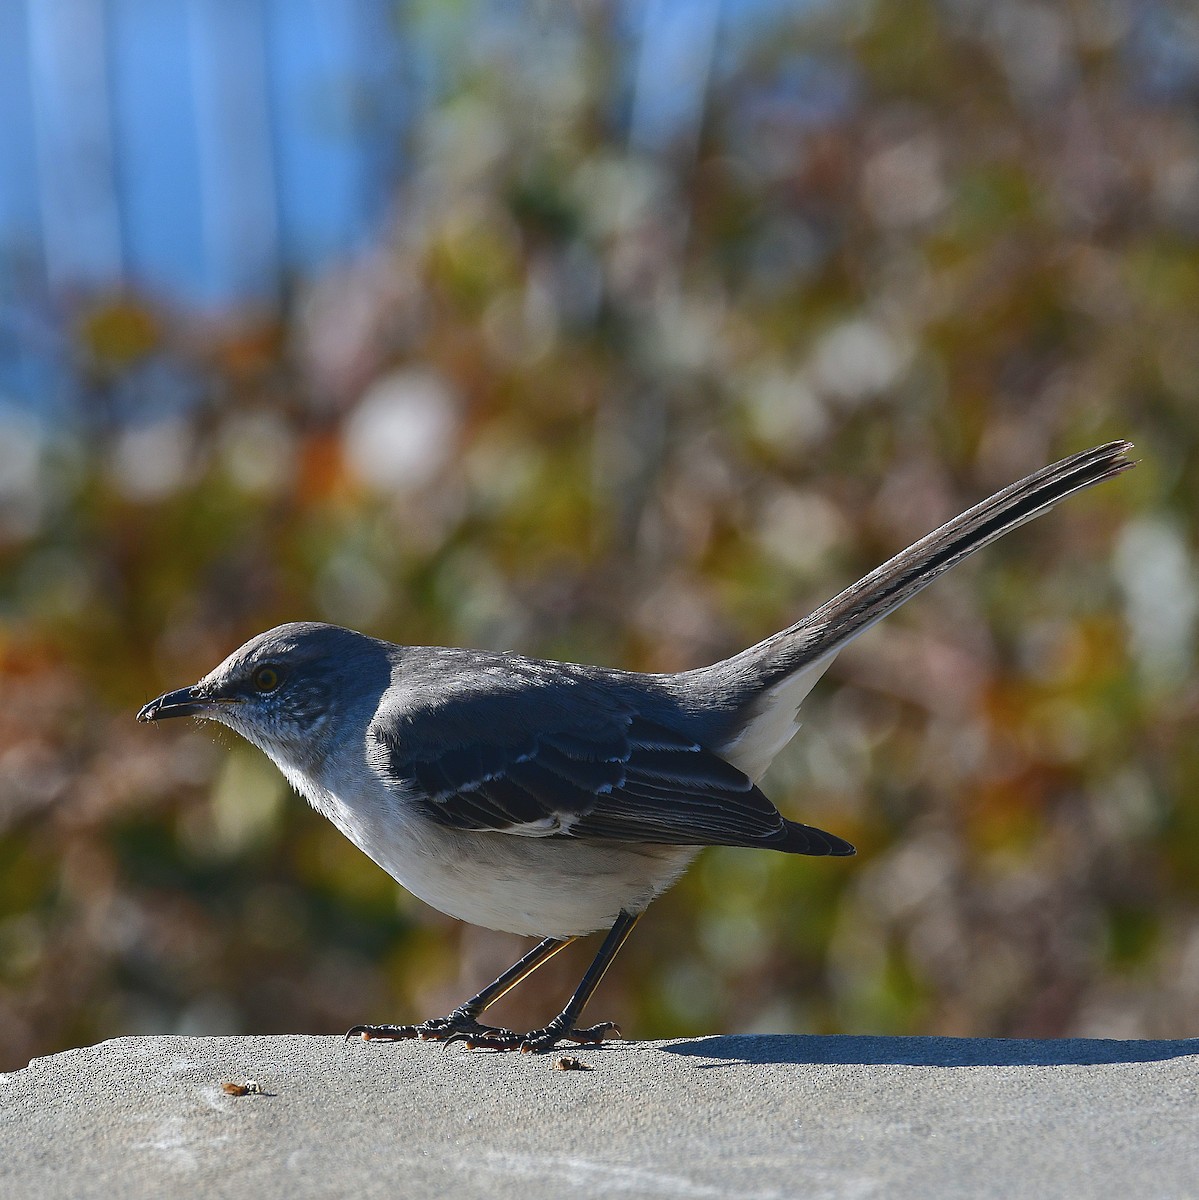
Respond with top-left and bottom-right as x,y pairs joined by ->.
202,723 -> 239,752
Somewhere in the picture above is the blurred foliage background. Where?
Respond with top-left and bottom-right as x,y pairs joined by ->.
2,0 -> 1198,1071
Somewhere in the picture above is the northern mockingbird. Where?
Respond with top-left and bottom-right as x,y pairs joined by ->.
138,441 -> 1132,1052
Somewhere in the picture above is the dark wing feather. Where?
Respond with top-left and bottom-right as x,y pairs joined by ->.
370,686 -> 852,856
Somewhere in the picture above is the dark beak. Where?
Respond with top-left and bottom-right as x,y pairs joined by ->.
137,685 -> 213,723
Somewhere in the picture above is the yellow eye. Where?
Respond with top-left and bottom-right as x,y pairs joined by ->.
252,666 -> 281,693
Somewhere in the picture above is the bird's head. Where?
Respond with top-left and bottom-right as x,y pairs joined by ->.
137,622 -> 392,769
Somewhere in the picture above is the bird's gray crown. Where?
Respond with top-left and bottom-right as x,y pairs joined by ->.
138,622 -> 393,769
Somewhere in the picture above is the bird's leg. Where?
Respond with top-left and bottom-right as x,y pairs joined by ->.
460,910 -> 642,1053
346,935 -> 574,1043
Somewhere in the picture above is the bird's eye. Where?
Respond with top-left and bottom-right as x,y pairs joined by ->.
252,665 -> 281,693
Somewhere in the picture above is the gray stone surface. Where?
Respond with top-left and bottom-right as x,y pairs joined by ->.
2,1033 -> 1197,1199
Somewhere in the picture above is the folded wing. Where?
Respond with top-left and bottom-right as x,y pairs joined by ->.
368,688 -> 852,856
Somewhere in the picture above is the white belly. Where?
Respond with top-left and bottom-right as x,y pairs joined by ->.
283,760 -> 698,937
380,820 -> 697,937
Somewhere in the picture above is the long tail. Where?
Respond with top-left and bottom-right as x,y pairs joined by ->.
759,440 -> 1133,676
704,441 -> 1134,779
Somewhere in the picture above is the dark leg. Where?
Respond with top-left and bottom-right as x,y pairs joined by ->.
346,935 -> 574,1043
459,910 -> 643,1053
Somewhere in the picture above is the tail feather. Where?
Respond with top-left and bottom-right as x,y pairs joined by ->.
737,440 -> 1133,685
702,441 -> 1134,781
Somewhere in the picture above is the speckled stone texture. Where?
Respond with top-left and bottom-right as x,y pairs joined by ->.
3,1034 -> 1197,1199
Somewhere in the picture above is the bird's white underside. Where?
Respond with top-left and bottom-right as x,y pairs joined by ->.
277,752 -> 699,936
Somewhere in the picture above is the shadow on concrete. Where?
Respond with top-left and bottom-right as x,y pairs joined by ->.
660,1034 -> 1199,1068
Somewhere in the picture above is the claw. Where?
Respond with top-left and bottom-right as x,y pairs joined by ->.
347,1014 -> 622,1054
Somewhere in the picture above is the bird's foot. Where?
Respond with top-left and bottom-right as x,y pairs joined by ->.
345,1009 -> 499,1044
448,1018 -> 622,1054
346,1013 -> 621,1053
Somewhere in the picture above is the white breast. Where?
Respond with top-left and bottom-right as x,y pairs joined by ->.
276,750 -> 697,938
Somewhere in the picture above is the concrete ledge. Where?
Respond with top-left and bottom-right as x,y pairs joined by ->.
3,1033 -> 1197,1198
